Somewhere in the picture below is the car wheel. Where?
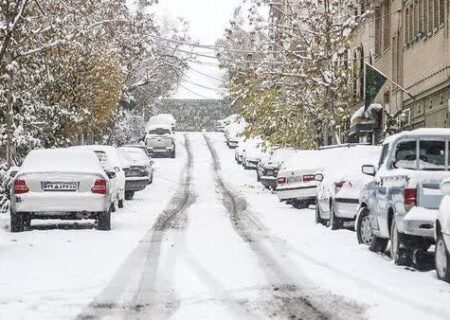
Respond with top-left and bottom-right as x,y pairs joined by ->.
149,173 -> 153,185
356,207 -> 373,245
315,202 -> 326,226
390,219 -> 413,266
118,198 -> 124,209
256,171 -> 261,182
23,214 -> 32,229
369,235 -> 389,253
97,207 -> 112,231
10,211 -> 24,233
171,150 -> 176,159
436,231 -> 450,282
330,202 -> 343,230
125,191 -> 135,200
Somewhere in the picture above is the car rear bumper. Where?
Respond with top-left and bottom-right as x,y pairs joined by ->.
400,208 -> 437,239
147,146 -> 174,153
12,192 -> 109,214
244,160 -> 259,169
334,198 -> 359,219
276,185 -> 317,201
125,178 -> 149,192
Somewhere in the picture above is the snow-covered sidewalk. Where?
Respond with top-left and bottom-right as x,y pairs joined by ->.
207,132 -> 450,320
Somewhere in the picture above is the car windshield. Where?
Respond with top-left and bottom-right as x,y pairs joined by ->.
148,128 -> 171,135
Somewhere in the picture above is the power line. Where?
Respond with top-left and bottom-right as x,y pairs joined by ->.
182,78 -> 226,92
178,83 -> 216,99
189,66 -> 224,82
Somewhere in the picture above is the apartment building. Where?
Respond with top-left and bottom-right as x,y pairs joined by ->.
372,0 -> 450,132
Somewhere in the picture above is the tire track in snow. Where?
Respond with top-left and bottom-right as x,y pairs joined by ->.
77,134 -> 196,320
204,134 -> 365,320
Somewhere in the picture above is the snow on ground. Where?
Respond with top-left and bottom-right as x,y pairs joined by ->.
2,132 -> 450,320
0,134 -> 187,319
207,132 -> 450,320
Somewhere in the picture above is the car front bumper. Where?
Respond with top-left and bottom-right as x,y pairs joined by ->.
12,192 -> 110,214
227,140 -> 239,148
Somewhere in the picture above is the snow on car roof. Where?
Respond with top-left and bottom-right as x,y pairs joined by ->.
70,145 -> 124,167
383,128 -> 450,144
146,123 -> 173,131
118,147 -> 148,161
19,149 -> 104,174
321,145 -> 381,182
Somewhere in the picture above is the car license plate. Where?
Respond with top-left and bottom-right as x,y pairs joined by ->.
41,182 -> 78,192
287,176 -> 302,184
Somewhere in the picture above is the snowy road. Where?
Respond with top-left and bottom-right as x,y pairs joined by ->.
2,133 -> 450,319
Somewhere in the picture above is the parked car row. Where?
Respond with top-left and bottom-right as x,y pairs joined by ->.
7,144 -> 154,232
222,126 -> 450,283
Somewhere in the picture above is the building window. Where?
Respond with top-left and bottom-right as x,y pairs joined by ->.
418,0 -> 424,34
429,0 -> 434,31
424,0 -> 429,34
434,0 -> 440,29
359,47 -> 365,99
375,6 -> 382,54
440,0 -> 445,25
410,5 -> 414,40
384,0 -> 391,49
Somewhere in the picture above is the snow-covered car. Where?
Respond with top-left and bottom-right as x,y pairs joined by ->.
216,119 -> 226,132
70,145 -> 126,209
315,145 -> 381,229
9,149 -> 115,232
234,139 -> 246,163
145,124 -> 176,158
276,150 -> 330,209
241,139 -> 265,170
118,147 -> 154,200
224,118 -> 247,149
435,178 -> 450,282
257,149 -> 299,190
357,129 -> 450,266
146,113 -> 176,131
121,142 -> 151,158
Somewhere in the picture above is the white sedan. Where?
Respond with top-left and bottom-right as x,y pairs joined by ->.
9,149 -> 115,232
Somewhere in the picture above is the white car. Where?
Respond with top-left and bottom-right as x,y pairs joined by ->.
118,147 -> 154,200
315,145 -> 381,229
70,145 -> 126,209
224,118 -> 247,148
276,149 -> 336,209
145,124 -> 176,158
257,148 -> 300,189
241,139 -> 265,170
9,149 -> 115,232
435,179 -> 450,282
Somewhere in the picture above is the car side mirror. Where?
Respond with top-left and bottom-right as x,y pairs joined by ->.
150,160 -> 155,166
441,179 -> 450,195
362,165 -> 377,177
106,171 -> 116,179
314,173 -> 324,182
114,167 -> 121,173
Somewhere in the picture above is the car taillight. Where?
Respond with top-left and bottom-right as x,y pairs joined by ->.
277,177 -> 287,184
91,179 -> 107,194
303,174 -> 315,182
404,188 -> 417,209
14,179 -> 29,194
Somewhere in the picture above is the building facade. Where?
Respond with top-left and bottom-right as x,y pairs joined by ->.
372,0 -> 450,134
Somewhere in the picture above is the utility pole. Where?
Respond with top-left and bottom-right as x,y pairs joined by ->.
5,53 -> 16,165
